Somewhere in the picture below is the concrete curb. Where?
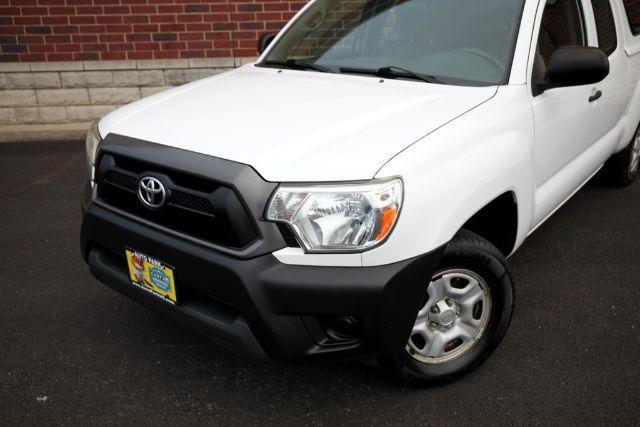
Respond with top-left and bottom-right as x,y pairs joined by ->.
0,122 -> 90,143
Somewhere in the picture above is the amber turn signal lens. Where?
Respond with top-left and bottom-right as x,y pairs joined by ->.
376,206 -> 398,241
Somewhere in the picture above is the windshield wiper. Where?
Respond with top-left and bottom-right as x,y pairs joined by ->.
339,66 -> 442,84
262,59 -> 330,73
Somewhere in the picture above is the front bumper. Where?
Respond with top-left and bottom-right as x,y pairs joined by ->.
81,185 -> 444,361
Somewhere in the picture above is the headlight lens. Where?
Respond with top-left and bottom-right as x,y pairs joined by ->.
266,178 -> 402,252
85,121 -> 102,181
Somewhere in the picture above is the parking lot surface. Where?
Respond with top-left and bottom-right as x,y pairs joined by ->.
1,140 -> 639,425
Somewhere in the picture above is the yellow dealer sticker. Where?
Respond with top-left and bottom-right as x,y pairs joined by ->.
125,249 -> 177,305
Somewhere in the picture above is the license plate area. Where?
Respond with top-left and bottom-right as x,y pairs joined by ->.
125,248 -> 178,305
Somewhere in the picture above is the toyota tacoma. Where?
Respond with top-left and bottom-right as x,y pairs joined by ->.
81,0 -> 640,383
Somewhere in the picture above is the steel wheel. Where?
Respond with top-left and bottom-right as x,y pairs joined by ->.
379,230 -> 514,384
406,269 -> 492,364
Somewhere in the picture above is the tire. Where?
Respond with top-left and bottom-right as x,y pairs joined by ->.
379,230 -> 514,385
602,123 -> 640,187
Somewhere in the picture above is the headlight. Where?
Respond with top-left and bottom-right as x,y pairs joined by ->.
266,178 -> 403,253
85,121 -> 102,181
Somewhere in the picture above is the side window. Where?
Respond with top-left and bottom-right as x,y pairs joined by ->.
591,0 -> 618,55
538,0 -> 586,65
533,0 -> 586,84
622,0 -> 640,35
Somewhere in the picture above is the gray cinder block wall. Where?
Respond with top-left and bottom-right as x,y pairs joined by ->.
0,57 -> 254,127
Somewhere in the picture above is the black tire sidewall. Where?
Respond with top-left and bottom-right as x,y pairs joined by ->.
605,124 -> 640,186
626,142 -> 638,183
382,232 -> 514,383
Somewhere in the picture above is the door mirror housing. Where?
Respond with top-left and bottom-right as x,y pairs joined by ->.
538,46 -> 609,94
258,33 -> 277,55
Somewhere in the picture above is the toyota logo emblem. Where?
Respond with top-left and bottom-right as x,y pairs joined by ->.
137,176 -> 166,209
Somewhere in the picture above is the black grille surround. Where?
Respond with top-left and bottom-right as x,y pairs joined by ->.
93,134 -> 291,259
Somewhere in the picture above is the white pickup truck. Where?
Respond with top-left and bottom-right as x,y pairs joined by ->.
81,0 -> 640,383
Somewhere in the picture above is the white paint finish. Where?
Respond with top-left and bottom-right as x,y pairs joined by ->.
614,0 -> 640,151
364,85 -> 535,266
617,0 -> 640,55
509,0 -> 544,84
533,124 -> 622,227
593,0 -> 631,153
581,0 -> 599,47
626,44 -> 640,56
94,0 -> 640,267
529,165 -> 603,236
99,65 -> 496,182
530,85 -> 601,191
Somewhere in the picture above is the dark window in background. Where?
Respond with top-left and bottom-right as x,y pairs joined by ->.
591,0 -> 618,55
622,0 -> 640,35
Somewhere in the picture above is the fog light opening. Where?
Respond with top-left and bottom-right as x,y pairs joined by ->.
322,315 -> 361,342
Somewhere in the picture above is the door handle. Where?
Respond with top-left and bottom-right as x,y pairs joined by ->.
589,89 -> 603,103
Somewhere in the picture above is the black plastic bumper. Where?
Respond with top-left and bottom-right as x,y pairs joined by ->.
81,182 -> 444,361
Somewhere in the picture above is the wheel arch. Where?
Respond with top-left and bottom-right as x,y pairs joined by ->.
459,191 -> 519,257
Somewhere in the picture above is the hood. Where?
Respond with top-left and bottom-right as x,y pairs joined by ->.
99,65 -> 497,182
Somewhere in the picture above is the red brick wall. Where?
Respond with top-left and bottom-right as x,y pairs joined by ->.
0,0 -> 307,62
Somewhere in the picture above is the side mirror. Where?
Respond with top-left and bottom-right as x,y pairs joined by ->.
258,33 -> 277,55
540,46 -> 609,93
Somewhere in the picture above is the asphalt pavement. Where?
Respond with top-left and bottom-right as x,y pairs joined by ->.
1,140 -> 639,425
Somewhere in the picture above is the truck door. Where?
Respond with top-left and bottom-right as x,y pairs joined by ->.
531,0 -> 604,225
587,0 -> 628,143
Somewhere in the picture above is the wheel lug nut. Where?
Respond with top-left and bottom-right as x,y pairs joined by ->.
431,305 -> 440,314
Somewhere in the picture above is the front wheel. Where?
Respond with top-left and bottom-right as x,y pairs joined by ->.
379,230 -> 514,384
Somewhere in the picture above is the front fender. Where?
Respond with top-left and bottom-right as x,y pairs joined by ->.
363,85 -> 535,267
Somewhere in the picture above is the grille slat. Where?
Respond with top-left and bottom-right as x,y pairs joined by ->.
169,190 -> 216,217
104,170 -> 137,192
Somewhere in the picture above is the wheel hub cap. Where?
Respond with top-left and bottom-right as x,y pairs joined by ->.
428,299 -> 458,328
406,269 -> 492,364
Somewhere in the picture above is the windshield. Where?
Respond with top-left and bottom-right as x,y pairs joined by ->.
261,0 -> 525,86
